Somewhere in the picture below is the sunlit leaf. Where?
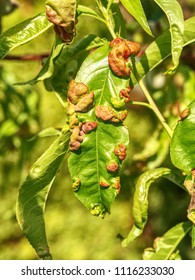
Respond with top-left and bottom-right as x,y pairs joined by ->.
68,45 -> 129,217
122,168 -> 185,246
16,129 -> 70,259
143,222 -> 192,260
154,0 -> 184,72
120,0 -> 153,36
170,99 -> 195,175
0,12 -> 52,59
130,16 -> 195,87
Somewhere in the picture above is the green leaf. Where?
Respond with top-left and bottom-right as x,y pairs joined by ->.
130,16 -> 195,87
0,12 -> 52,60
23,35 -> 107,97
192,225 -> 195,249
16,129 -> 70,259
120,0 -> 153,36
143,222 -> 192,260
122,168 -> 184,246
154,0 -> 184,72
170,99 -> 195,175
77,5 -> 105,22
68,45 -> 129,217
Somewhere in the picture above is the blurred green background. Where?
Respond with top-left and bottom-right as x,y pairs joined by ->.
0,0 -> 195,259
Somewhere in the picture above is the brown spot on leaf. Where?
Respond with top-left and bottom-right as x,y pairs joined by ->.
68,80 -> 89,105
112,177 -> 121,194
81,122 -> 98,133
114,144 -> 127,161
74,92 -> 94,112
120,86 -> 131,102
99,180 -> 110,188
95,105 -> 116,121
106,161 -> 119,173
179,108 -> 191,121
108,38 -> 141,77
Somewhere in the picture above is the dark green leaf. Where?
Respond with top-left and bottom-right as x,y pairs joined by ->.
122,168 -> 184,246
154,0 -> 184,72
16,129 -> 70,259
170,99 -> 195,175
0,12 -> 52,59
143,222 -> 192,260
130,16 -> 195,87
120,0 -> 153,36
68,45 -> 129,217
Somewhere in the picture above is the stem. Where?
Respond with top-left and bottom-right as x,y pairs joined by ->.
130,56 -> 173,138
139,79 -> 173,138
130,101 -> 152,110
96,0 -> 117,39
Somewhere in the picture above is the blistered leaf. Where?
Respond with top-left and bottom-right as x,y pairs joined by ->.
16,129 -> 70,259
0,12 -> 52,59
143,222 -> 192,260
154,0 -> 184,72
68,45 -> 129,217
120,0 -> 153,36
122,168 -> 184,246
170,99 -> 195,175
130,16 -> 195,87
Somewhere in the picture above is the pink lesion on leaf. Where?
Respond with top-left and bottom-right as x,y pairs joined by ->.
114,144 -> 127,161
106,161 -> 119,173
112,177 -> 121,194
120,86 -> 131,103
81,121 -> 98,133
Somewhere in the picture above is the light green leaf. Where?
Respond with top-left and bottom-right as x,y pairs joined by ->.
120,0 -> 153,36
143,222 -> 192,260
122,168 -> 184,246
0,12 -> 52,59
154,0 -> 184,72
16,129 -> 70,259
130,16 -> 195,87
170,99 -> 195,175
192,225 -> 195,249
68,45 -> 129,217
77,5 -> 105,22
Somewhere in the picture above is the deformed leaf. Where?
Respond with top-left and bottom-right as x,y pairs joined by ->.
16,129 -> 70,259
143,222 -> 192,260
0,12 -> 52,59
130,16 -> 195,87
120,0 -> 153,36
122,168 -> 184,247
170,99 -> 195,175
68,45 -> 130,217
154,0 -> 184,72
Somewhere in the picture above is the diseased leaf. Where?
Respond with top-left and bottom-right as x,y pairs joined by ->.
143,222 -> 192,260
122,168 -> 184,247
68,45 -> 129,217
120,0 -> 153,36
16,129 -> 70,259
0,12 -> 52,59
46,0 -> 77,43
170,99 -> 195,175
130,16 -> 195,87
154,0 -> 184,72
